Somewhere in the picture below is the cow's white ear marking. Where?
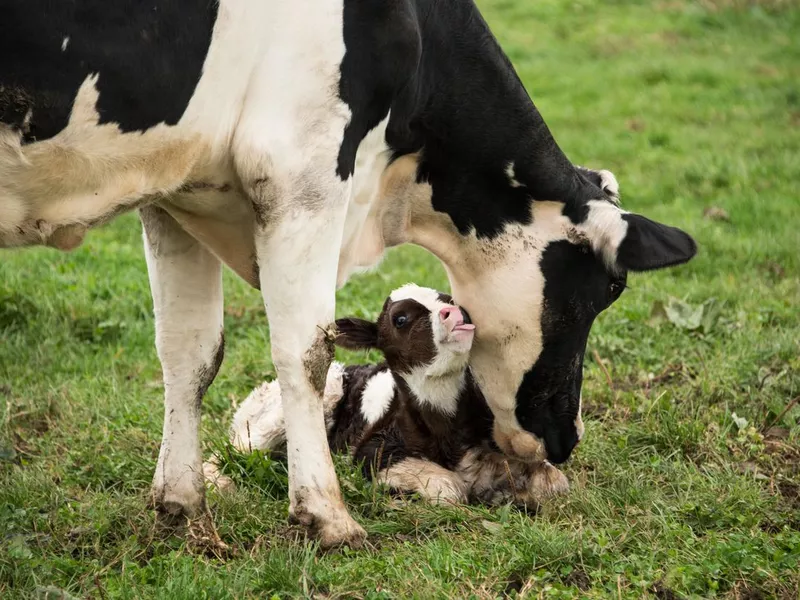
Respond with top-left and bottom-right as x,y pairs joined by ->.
597,169 -> 619,203
61,36 -> 70,51
579,200 -> 629,270
360,370 -> 395,424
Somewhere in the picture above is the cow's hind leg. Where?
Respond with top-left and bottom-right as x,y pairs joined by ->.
141,206 -> 224,526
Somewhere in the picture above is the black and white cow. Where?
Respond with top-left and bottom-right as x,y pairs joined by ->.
213,284 -> 567,508
0,0 -> 696,547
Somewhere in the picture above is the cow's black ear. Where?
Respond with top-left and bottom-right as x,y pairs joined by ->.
334,318 -> 379,350
616,213 -> 697,272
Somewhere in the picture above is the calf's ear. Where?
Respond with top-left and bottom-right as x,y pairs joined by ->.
334,318 -> 380,351
616,213 -> 697,272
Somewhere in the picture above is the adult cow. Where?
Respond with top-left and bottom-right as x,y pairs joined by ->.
0,0 -> 695,547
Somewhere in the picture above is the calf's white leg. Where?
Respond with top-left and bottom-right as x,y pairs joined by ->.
141,206 -> 224,520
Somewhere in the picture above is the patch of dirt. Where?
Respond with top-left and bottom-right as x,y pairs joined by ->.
581,402 -> 610,419
563,568 -> 591,591
615,363 -> 696,394
626,118 -> 646,132
732,581 -> 767,600
777,481 -> 799,509
703,206 -> 731,222
650,581 -> 686,600
502,574 -> 525,597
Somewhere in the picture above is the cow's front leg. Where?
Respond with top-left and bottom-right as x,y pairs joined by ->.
251,173 -> 366,550
141,206 -> 224,522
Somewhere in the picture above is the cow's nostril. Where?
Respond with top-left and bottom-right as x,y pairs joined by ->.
439,306 -> 455,321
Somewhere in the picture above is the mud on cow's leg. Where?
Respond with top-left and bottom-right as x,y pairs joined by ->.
249,168 -> 366,550
141,206 -> 224,526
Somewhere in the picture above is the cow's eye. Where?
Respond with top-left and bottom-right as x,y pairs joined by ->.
393,314 -> 408,328
609,279 -> 626,300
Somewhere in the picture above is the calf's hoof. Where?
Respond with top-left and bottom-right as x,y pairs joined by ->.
203,460 -> 237,494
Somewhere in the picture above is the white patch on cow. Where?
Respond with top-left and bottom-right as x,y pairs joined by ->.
61,36 -> 70,51
505,161 -> 524,188
377,457 -> 467,504
578,199 -> 629,270
389,282 -> 446,309
360,369 -> 395,424
257,206 -> 365,547
338,115 -> 391,286
217,0 -> 366,548
575,394 -> 584,441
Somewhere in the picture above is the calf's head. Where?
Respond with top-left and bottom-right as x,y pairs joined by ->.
335,284 -> 475,415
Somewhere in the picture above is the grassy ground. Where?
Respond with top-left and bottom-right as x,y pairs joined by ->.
2,0 -> 799,597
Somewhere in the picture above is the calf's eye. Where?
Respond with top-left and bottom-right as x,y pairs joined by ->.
393,314 -> 408,328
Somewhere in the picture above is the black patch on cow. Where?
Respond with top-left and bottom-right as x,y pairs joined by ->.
515,241 -> 626,464
195,333 -> 225,409
617,213 -> 697,272
337,1 -> 421,180
338,0 -> 606,233
0,0 -> 217,141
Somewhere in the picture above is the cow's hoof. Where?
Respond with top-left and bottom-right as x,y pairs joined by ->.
150,481 -> 207,533
314,514 -> 367,551
527,461 -> 569,501
289,502 -> 366,550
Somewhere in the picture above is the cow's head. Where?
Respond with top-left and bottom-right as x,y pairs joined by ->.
415,168 -> 696,465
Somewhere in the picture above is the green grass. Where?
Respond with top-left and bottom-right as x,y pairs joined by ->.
2,0 -> 800,597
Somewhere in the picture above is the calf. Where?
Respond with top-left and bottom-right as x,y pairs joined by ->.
214,284 -> 566,507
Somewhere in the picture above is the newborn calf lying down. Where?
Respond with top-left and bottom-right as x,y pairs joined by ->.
206,284 -> 568,507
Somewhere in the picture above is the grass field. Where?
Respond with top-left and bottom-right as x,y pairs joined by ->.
2,0 -> 800,597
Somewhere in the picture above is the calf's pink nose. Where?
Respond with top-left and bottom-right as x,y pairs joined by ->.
439,306 -> 460,323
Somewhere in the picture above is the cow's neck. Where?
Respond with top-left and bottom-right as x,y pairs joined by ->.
384,0 -> 586,233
